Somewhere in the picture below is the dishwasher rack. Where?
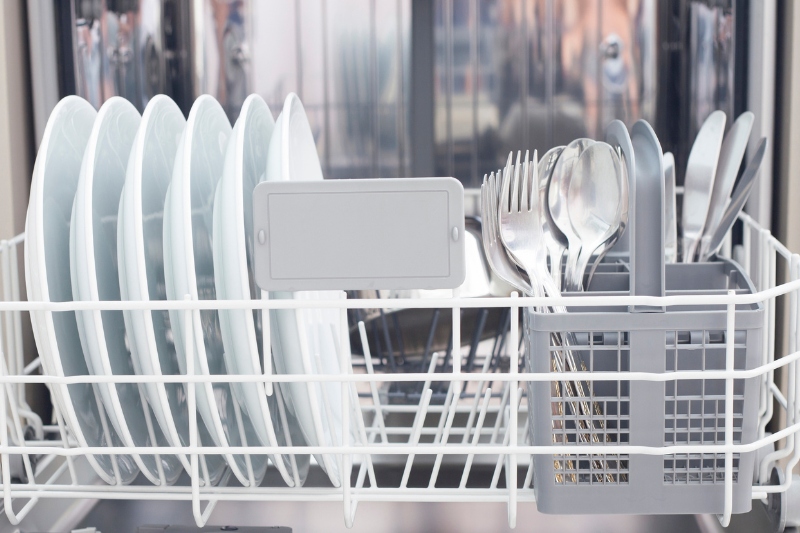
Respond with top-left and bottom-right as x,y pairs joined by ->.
0,212 -> 799,531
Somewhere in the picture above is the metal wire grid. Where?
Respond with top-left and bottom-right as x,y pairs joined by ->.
0,212 -> 798,529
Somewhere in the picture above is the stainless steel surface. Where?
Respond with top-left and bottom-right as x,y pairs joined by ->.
58,0 -> 663,192
563,142 -> 625,291
547,138 -> 593,289
699,111 -> 754,259
681,109 -> 725,262
498,150 -> 550,296
74,489 -> 711,533
663,151 -> 677,263
538,145 -> 566,290
480,171 -> 531,295
604,119 -> 635,254
702,137 -> 767,261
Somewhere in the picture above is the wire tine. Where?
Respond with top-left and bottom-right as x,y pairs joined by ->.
520,150 -> 530,212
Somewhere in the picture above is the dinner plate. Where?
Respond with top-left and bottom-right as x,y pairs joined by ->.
117,95 -> 227,486
70,96 -> 182,485
266,93 -> 356,488
163,94 -> 267,487
213,93 -> 310,487
24,95 -> 139,485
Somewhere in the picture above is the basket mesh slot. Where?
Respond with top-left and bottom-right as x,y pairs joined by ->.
663,330 -> 746,485
551,331 -> 630,485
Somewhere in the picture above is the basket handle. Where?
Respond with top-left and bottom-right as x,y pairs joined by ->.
629,119 -> 666,312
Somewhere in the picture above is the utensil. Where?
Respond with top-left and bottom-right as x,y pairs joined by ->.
548,138 -> 595,290
498,150 -> 554,299
698,112 -> 755,259
70,97 -> 180,486
681,110 -> 726,262
701,137 -> 767,261
584,144 -> 630,289
25,95 -> 138,486
480,172 -> 532,296
563,142 -> 625,291
538,147 -> 567,290
604,120 -> 636,254
663,152 -> 678,263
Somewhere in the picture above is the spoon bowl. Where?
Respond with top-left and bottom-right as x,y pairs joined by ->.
564,142 -> 625,290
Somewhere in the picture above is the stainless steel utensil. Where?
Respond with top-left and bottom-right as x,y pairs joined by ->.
480,171 -> 532,296
539,146 -> 567,290
701,137 -> 767,261
698,112 -> 754,260
681,110 -> 726,262
604,120 -> 636,255
584,145 -> 630,289
498,150 -> 551,298
663,152 -> 678,263
547,138 -> 595,290
563,143 -> 625,291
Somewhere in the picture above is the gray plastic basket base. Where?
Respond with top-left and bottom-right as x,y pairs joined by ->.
525,260 -> 762,515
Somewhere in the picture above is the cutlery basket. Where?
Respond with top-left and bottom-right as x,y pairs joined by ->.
524,258 -> 763,515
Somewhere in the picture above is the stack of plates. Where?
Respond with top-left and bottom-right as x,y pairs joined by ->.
25,93 -> 353,488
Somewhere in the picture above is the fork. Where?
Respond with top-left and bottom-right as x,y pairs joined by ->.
480,171 -> 533,298
498,150 -> 558,301
498,151 -> 618,482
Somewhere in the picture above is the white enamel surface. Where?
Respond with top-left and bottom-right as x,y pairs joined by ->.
266,93 -> 354,487
118,95 -> 227,485
24,95 -> 139,485
163,94 -> 267,487
70,97 -> 183,485
213,94 -> 310,487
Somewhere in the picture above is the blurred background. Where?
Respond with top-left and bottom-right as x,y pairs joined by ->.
19,0 -> 747,187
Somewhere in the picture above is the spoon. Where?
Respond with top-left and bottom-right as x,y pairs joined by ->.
547,138 -> 594,291
584,145 -> 630,289
564,142 -> 625,291
539,146 -> 567,290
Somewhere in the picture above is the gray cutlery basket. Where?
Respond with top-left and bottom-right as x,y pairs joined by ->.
524,258 -> 763,515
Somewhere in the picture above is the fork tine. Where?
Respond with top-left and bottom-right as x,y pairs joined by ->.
521,150 -> 530,212
531,149 -> 539,211
500,153 -> 513,214
485,173 -> 494,241
488,172 -> 498,241
511,151 -> 521,213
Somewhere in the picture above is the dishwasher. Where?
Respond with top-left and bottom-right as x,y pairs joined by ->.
3,1 -> 794,532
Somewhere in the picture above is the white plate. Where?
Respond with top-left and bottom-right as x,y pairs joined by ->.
70,96 -> 182,485
213,93 -> 310,487
117,95 -> 227,486
164,94 -> 267,487
266,93 -> 356,488
24,95 -> 139,485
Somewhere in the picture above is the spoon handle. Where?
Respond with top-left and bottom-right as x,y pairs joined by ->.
563,245 -> 582,291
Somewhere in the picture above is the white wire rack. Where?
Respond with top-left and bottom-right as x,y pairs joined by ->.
0,212 -> 798,530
